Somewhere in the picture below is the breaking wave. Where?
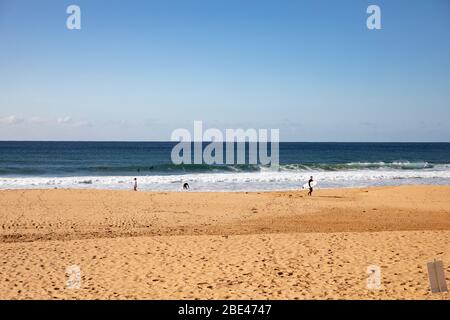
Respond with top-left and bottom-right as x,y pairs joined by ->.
0,161 -> 444,176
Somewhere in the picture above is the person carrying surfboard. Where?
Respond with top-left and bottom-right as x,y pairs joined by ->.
133,178 -> 138,191
308,176 -> 314,196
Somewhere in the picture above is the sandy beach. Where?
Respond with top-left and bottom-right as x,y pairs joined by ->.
0,185 -> 449,299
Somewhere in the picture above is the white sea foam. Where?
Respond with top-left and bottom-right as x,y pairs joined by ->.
1,167 -> 450,191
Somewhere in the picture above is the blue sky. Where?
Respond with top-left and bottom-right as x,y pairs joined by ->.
0,0 -> 449,141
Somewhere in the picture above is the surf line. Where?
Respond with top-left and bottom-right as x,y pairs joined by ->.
170,120 -> 279,169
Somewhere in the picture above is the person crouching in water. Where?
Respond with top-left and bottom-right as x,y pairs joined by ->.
308,176 -> 314,196
183,182 -> 190,190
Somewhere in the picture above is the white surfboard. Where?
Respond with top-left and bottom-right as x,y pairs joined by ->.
303,180 -> 317,189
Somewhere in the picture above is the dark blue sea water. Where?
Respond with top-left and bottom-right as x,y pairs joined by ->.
1,142 -> 449,191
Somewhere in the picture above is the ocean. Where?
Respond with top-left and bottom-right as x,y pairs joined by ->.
0,141 -> 449,191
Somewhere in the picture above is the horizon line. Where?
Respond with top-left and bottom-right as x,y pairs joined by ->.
0,140 -> 450,144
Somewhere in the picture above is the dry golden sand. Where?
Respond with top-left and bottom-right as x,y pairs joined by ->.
0,185 -> 449,299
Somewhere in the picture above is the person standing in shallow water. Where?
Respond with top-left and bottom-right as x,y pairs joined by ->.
308,176 -> 314,196
133,178 -> 138,191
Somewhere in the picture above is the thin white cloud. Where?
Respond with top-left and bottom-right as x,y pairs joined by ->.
28,116 -> 51,124
0,115 -> 93,128
57,116 -> 93,128
57,116 -> 73,125
0,115 -> 24,125
72,120 -> 93,128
